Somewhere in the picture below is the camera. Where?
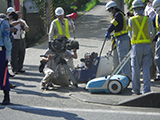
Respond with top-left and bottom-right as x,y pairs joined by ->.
49,35 -> 79,53
66,40 -> 79,50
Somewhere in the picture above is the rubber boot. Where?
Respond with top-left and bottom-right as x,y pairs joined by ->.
1,90 -> 10,105
10,83 -> 16,89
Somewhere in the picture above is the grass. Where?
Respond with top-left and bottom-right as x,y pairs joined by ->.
78,0 -> 101,12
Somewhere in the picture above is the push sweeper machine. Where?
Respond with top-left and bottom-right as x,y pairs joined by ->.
86,50 -> 131,94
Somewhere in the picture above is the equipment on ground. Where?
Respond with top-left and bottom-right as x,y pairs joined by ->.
86,50 -> 131,94
72,38 -> 113,83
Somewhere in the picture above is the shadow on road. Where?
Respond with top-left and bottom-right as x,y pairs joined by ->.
1,104 -> 85,120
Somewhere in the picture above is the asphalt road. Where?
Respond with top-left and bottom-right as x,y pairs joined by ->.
0,0 -> 160,120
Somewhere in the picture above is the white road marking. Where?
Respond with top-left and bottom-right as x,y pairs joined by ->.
0,105 -> 160,116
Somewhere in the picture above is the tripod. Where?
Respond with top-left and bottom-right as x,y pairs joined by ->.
53,52 -> 78,88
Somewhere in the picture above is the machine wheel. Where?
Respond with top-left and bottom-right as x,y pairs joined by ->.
108,80 -> 122,94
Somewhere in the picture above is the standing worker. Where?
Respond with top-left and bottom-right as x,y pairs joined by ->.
152,0 -> 160,81
0,17 -> 12,105
10,11 -> 29,74
48,7 -> 74,40
128,0 -> 155,94
48,7 -> 75,69
105,1 -> 131,79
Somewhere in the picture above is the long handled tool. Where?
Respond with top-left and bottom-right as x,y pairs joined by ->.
99,38 -> 107,57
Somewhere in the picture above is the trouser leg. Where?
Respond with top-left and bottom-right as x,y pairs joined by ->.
150,42 -> 156,79
131,45 -> 141,94
155,39 -> 160,78
41,71 -> 54,85
142,67 -> 151,94
132,64 -> 141,94
1,90 -> 10,105
116,36 -> 131,79
18,40 -> 26,71
11,40 -> 20,72
113,49 -> 119,70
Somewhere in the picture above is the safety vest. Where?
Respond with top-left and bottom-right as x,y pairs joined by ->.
111,12 -> 128,37
54,18 -> 70,39
155,14 -> 160,32
131,15 -> 151,45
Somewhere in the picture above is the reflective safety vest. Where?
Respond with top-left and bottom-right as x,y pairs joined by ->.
155,14 -> 160,32
54,18 -> 70,39
111,12 -> 128,37
131,15 -> 151,45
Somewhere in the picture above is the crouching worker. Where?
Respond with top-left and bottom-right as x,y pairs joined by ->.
40,35 -> 78,89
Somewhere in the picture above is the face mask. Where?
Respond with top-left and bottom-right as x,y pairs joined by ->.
109,12 -> 113,16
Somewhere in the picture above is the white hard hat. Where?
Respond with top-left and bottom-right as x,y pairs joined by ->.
152,0 -> 160,13
55,7 -> 64,16
6,7 -> 15,14
132,0 -> 144,9
105,1 -> 117,10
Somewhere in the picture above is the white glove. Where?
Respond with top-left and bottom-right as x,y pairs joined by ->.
6,56 -> 11,62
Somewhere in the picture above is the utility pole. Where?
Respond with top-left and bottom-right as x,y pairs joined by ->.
114,0 -> 124,12
47,0 -> 52,34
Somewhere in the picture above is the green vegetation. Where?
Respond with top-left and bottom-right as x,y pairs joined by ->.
32,0 -> 100,17
124,0 -> 148,11
78,0 -> 100,12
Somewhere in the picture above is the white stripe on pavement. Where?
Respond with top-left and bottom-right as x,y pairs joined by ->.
0,105 -> 160,116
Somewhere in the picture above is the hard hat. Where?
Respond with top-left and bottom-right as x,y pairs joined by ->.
105,1 -> 117,10
152,0 -> 160,14
6,7 -> 15,14
132,0 -> 144,9
55,7 -> 64,16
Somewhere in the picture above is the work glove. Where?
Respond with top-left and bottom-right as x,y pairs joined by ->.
105,31 -> 111,39
6,56 -> 11,62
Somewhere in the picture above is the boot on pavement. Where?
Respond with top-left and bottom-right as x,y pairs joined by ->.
1,90 -> 10,105
10,83 -> 16,89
